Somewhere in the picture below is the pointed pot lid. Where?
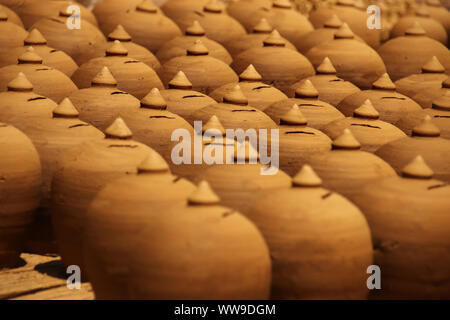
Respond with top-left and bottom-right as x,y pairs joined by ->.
239,64 -> 262,82
136,0 -> 158,13
316,57 -> 337,74
104,117 -> 133,139
234,140 -> 259,162
292,165 -> 322,187
186,20 -> 206,36
294,79 -> 319,98
432,90 -> 450,111
401,155 -> 433,179
372,73 -> 396,90
443,77 -> 450,89
18,47 -> 43,64
223,84 -> 248,105
412,115 -> 441,137
273,0 -> 292,9
187,39 -> 209,56
0,8 -> 8,21
106,40 -> 128,56
24,29 -> 47,45
137,151 -> 169,174
141,88 -> 167,110
280,104 -> 308,126
263,30 -> 286,47
7,72 -> 33,92
202,115 -> 226,136
405,21 -> 427,36
334,23 -> 355,39
324,14 -> 343,29
52,98 -> 79,118
204,0 -> 224,13
253,18 -> 273,34
168,71 -> 193,89
91,66 -> 118,87
421,56 -> 445,73
188,180 -> 221,205
353,99 -> 380,119
108,25 -> 132,42
332,128 -> 361,150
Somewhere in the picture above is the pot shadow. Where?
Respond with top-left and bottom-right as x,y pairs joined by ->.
34,260 -> 88,283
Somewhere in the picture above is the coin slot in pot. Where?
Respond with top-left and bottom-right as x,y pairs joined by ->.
28,97 -> 47,101
68,123 -> 89,129
351,123 -> 381,129
298,104 -> 323,107
252,86 -> 271,90
111,91 -> 128,95
232,109 -> 256,112
322,192 -> 333,199
428,183 -> 448,190
182,95 -> 205,99
284,131 -> 315,135
149,116 -> 175,119
381,97 -> 406,100
108,144 -> 138,148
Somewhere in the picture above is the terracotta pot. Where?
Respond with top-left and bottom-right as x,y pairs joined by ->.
264,79 -> 345,130
232,30 -> 315,94
156,20 -> 232,65
159,71 -> 217,123
337,73 -> 422,124
19,98 -> 103,254
377,22 -> 450,81
351,155 -> 450,299
209,64 -> 288,111
161,39 -> 238,94
161,0 -> 209,21
30,10 -> 107,66
226,0 -> 272,29
92,0 -> 142,23
306,23 -> 387,90
0,72 -> 56,130
323,99 -> 407,152
247,165 -> 373,299
174,0 -> 246,45
424,0 -> 450,35
51,117 -> 159,268
0,48 -> 78,102
97,0 -> 182,53
395,56 -> 449,109
0,4 -> 24,27
308,129 -> 397,200
375,115 -> 450,182
86,180 -> 271,299
0,123 -> 41,268
71,40 -> 163,100
287,57 -> 361,107
0,28 -> 78,76
0,9 -> 27,56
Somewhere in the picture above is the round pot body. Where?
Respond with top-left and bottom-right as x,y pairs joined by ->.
0,20 -> 27,55
390,16 -> 448,45
226,0 -> 272,28
0,3 -> 24,26
92,0 -> 142,22
161,0 -> 209,21
425,1 -> 450,35
395,107 -> 450,139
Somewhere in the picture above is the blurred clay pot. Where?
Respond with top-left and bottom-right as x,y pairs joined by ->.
0,9 -> 27,55
161,0 -> 209,21
0,3 -> 24,27
424,0 -> 450,35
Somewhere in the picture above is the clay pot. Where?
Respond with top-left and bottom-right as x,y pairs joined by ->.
351,155 -> 450,299
161,0 -> 209,21
119,88 -> 195,172
30,10 -> 107,65
0,72 -> 56,130
287,57 -> 361,107
174,0 -> 246,45
395,56 -> 449,109
308,129 -> 397,200
0,4 -> 24,27
337,73 -> 422,124
68,66 -> 141,130
19,98 -> 103,254
306,23 -> 387,90
375,116 -> 450,182
51,117 -> 159,268
209,64 -> 288,111
71,40 -> 163,100
247,165 -> 373,299
323,99 -> 407,152
0,9 -> 27,55
0,123 -> 41,268
0,28 -> 78,76
226,0 -> 272,28
159,71 -> 217,123
232,30 -> 315,94
86,180 -> 271,299
92,0 -> 142,23
97,0 -> 182,53
156,20 -> 232,65
424,0 -> 450,35
264,79 -> 345,130
0,48 -> 78,102
377,22 -> 450,81
161,39 -> 238,94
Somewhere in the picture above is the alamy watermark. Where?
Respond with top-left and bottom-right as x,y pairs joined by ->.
65,5 -> 81,30
367,5 -> 381,30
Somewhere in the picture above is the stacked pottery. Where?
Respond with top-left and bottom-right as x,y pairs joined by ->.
161,40 -> 238,94
351,156 -> 450,299
223,18 -> 297,59
156,20 -> 232,65
19,98 -> 103,253
0,48 -> 77,102
71,40 -> 163,99
0,8 -> 28,55
159,71 -> 216,123
0,29 -> 78,77
274,105 -> 332,176
86,180 -> 271,299
323,99 -> 407,152
375,116 -> 450,182
247,165 -> 373,299
287,57 -> 361,107
161,0 -> 209,21
97,0 -> 182,53
0,4 -> 24,26
0,123 -> 41,268
209,64 -> 288,111
337,73 -> 422,124
308,129 -> 397,200
68,67 -> 140,130
264,79 -> 345,130
174,0 -> 246,45
424,0 -> 450,35
377,22 -> 450,81
231,30 -> 315,94
305,23 -> 387,89
51,117 -> 158,267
